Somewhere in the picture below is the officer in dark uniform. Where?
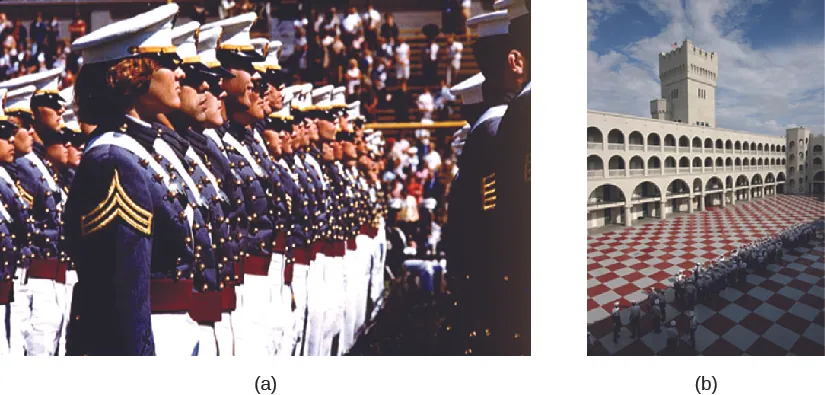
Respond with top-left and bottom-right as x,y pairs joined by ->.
0,113 -> 36,355
64,3 -> 204,355
491,0 -> 531,356
1,69 -> 71,356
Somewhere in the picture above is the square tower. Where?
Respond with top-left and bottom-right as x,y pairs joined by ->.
657,39 -> 718,127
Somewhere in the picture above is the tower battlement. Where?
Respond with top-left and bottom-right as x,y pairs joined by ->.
652,39 -> 718,127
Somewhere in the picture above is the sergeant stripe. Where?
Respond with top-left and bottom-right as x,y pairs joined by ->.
81,170 -> 152,237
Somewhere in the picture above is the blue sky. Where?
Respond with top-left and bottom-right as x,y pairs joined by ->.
588,0 -> 825,136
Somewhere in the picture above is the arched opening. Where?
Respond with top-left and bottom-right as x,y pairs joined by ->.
750,142 -> 757,151
782,158 -> 786,165
679,136 -> 690,150
587,155 -> 604,178
705,138 -> 713,150
628,156 -> 645,176
716,139 -> 724,150
777,172 -> 786,194
726,176 -> 734,189
648,133 -> 661,148
814,157 -> 823,165
726,158 -> 733,168
757,158 -> 763,166
735,175 -> 750,202
735,158 -> 742,168
679,156 -> 690,170
813,171 -> 825,198
770,144 -> 775,152
705,176 -> 724,209
704,157 -> 713,169
789,141 -> 795,151
629,131 -> 644,149
789,167 -> 795,176
751,174 -> 763,198
630,181 -> 663,220
693,157 -> 702,170
664,134 -> 677,149
725,140 -> 733,151
799,152 -> 805,161
666,179 -> 691,214
608,155 -> 625,176
757,143 -> 763,152
648,156 -> 662,172
735,141 -> 742,151
743,158 -> 750,167
814,145 -> 823,153
664,156 -> 677,174
790,153 -> 796,163
799,165 -> 804,172
692,178 -> 703,210
782,145 -> 786,153
588,184 -> 627,228
607,128 -> 625,149
716,157 -> 724,169
692,136 -> 702,150
770,158 -> 775,166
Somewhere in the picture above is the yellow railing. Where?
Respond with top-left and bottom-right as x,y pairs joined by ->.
364,121 -> 468,130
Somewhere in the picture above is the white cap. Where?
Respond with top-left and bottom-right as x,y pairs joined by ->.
494,0 -> 530,20
466,11 -> 510,38
171,21 -> 201,63
422,198 -> 437,210
64,119 -> 80,134
264,40 -> 282,69
311,85 -> 333,110
196,26 -> 224,68
282,85 -> 302,107
59,86 -> 74,106
331,86 -> 347,108
71,3 -> 180,65
203,12 -> 258,52
451,72 -> 485,105
4,86 -> 36,115
0,67 -> 64,94
347,101 -> 361,119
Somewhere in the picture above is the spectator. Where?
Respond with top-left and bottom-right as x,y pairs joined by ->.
395,37 -> 410,85
423,38 -> 439,86
68,13 -> 87,42
11,20 -> 26,49
392,80 -> 412,122
460,0 -> 472,36
320,8 -> 340,39
380,13 -> 400,44
417,86 -> 435,121
359,47 -> 374,76
345,58 -> 362,96
363,2 -> 382,50
219,1 -> 236,19
0,13 -> 12,37
30,12 -> 47,55
371,55 -> 389,99
424,141 -> 442,172
47,15 -> 59,54
378,36 -> 394,60
341,7 -> 362,48
359,82 -> 379,122
445,34 -> 463,86
435,79 -> 456,119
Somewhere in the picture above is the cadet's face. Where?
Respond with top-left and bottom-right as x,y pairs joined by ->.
0,135 -> 14,163
145,67 -> 184,112
13,127 -> 33,155
316,118 -> 337,141
322,141 -> 334,161
178,82 -> 208,123
35,106 -> 64,131
46,142 -> 69,166
281,130 -> 293,154
262,129 -> 282,158
332,141 -> 343,160
222,69 -> 253,111
343,141 -> 357,159
338,114 -> 350,132
67,145 -> 81,167
268,86 -> 283,111
291,125 -> 304,150
204,90 -> 225,127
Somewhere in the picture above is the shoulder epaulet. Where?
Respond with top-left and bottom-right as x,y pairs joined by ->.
16,181 -> 33,208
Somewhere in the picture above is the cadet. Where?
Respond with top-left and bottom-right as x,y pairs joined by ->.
611,301 -> 622,343
1,68 -> 70,356
206,12 -> 278,356
492,0 -> 531,355
65,3 -> 203,355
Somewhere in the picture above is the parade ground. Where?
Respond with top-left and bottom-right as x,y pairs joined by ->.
587,195 -> 825,355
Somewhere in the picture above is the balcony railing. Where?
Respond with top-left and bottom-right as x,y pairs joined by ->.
678,146 -> 690,152
648,144 -> 661,151
629,169 -> 645,176
587,142 -> 602,150
608,169 -> 625,177
608,143 -> 624,151
663,168 -> 676,174
664,146 -> 677,152
629,144 -> 644,151
587,170 -> 603,178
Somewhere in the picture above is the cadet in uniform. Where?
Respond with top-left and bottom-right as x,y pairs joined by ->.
205,12 -> 278,356
64,3 -> 205,355
491,0 -> 531,356
1,68 -> 71,356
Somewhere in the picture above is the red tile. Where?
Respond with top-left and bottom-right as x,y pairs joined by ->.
649,271 -> 671,282
654,262 -> 673,270
776,313 -> 813,335
592,255 -> 611,262
746,337 -> 788,356
658,254 -> 673,262
623,272 -> 644,283
805,267 -> 825,278
614,283 -> 641,297
587,284 -> 610,298
734,294 -> 762,311
680,253 -> 696,260
606,263 -> 625,272
615,340 -> 655,356
766,293 -> 796,311
790,336 -> 825,356
702,314 -> 737,337
630,263 -> 648,271
778,267 -> 802,277
797,293 -> 825,310
596,272 -> 619,283
587,298 -> 600,311
787,279 -> 814,293
587,263 -> 603,272
739,313 -> 774,335
759,279 -> 783,293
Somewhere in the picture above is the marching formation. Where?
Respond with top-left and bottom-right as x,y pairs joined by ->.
0,4 -> 389,356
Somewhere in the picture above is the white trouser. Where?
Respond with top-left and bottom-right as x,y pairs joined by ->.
151,312 -> 201,355
9,268 -> 28,355
196,323 -> 218,356
57,270 -> 78,356
323,254 -> 346,356
289,263 -> 310,356
233,273 -> 276,356
341,248 -> 358,353
354,235 -> 373,336
215,311 -> 235,356
370,228 -> 387,319
0,304 -> 8,355
305,255 -> 327,356
22,277 -> 65,356
268,253 -> 293,356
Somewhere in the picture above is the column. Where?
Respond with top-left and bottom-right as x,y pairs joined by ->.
721,192 -> 727,208
624,206 -> 633,227
698,194 -> 705,211
688,196 -> 694,213
660,200 -> 667,220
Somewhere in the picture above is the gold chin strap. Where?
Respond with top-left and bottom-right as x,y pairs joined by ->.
128,45 -> 178,55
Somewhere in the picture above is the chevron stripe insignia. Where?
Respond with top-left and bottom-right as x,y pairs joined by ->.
81,169 -> 152,237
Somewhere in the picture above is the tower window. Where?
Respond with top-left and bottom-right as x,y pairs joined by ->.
672,89 -> 679,99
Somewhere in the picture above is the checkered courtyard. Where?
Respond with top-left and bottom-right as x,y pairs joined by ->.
587,195 -> 825,355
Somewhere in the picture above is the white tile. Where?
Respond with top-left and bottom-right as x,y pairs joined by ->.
777,286 -> 805,302
605,277 -> 629,289
587,308 -> 609,325
788,302 -> 820,322
770,273 -> 794,285
592,291 -> 620,306
719,304 -> 750,323
633,277 -> 656,289
722,325 -> 760,352
589,268 -> 610,277
694,326 -> 720,353
802,324 -> 824,346
754,303 -> 785,322
748,286 -> 774,302
640,331 -> 668,354
614,267 -> 634,277
763,324 -> 800,350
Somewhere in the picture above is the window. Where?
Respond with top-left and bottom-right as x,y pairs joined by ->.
672,89 -> 679,99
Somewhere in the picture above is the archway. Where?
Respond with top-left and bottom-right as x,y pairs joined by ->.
814,171 -> 825,198
587,154 -> 604,178
666,179 -> 691,215
587,184 -> 627,228
648,156 -> 662,174
607,128 -> 624,149
751,174 -> 764,198
628,155 -> 645,176
705,176 -> 724,209
630,181 -> 663,220
629,131 -> 644,149
735,175 -> 750,202
777,172 -> 786,194
648,133 -> 661,148
608,155 -> 625,177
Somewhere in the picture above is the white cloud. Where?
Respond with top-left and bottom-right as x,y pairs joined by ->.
588,0 -> 825,136
588,0 -> 624,43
